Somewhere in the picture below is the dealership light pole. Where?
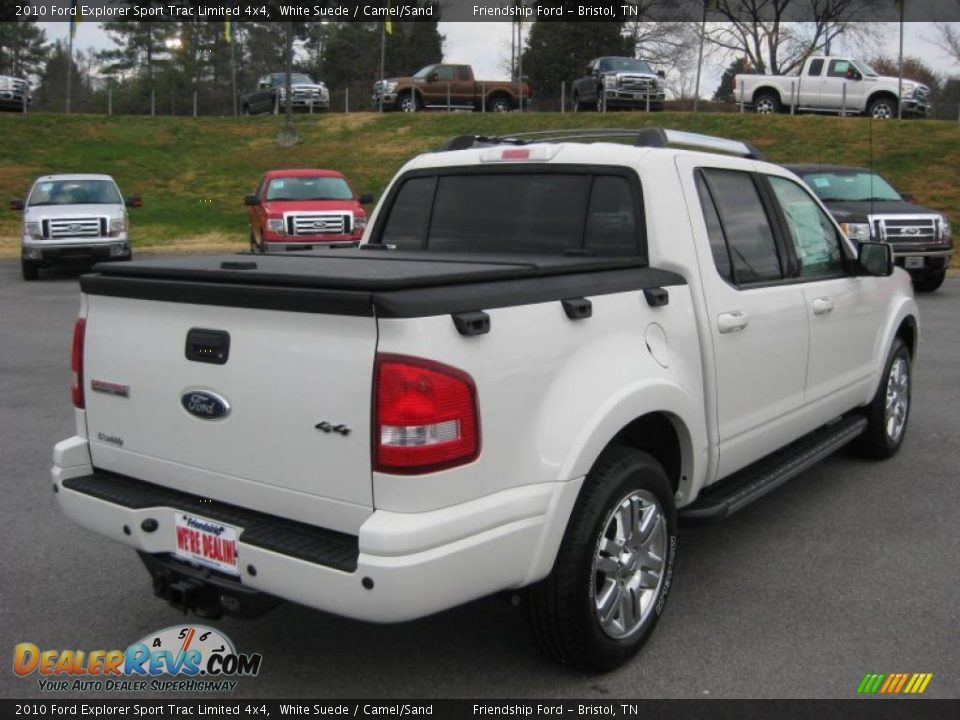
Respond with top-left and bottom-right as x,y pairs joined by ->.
693,0 -> 709,112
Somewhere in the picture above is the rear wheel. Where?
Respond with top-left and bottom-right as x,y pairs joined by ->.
249,231 -> 258,253
912,270 -> 945,293
241,103 -> 252,116
853,338 -> 911,459
21,260 -> 39,281
526,447 -> 677,671
754,91 -> 781,114
489,96 -> 512,113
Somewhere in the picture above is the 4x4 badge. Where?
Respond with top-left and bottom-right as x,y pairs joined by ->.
315,421 -> 351,436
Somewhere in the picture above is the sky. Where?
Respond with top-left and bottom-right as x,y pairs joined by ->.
38,21 -> 960,99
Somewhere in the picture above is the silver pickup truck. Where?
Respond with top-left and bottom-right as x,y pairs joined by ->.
736,56 -> 930,119
12,174 -> 139,280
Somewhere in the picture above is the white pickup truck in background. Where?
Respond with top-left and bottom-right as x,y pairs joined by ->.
735,56 -> 931,118
52,129 -> 919,671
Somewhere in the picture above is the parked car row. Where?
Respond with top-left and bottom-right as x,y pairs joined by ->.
11,159 -> 949,292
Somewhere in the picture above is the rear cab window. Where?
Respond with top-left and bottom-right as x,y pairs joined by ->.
375,166 -> 646,260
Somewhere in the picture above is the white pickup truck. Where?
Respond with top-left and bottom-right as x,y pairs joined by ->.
53,129 -> 919,671
736,56 -> 931,118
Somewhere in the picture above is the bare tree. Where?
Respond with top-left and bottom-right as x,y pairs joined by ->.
931,3 -> 960,66
704,0 -> 881,75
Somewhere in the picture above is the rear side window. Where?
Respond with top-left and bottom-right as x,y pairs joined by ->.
694,173 -> 733,282
699,169 -> 783,284
807,59 -> 824,76
378,170 -> 644,258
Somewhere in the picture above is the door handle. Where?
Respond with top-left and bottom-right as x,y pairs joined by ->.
717,311 -> 749,334
812,297 -> 834,315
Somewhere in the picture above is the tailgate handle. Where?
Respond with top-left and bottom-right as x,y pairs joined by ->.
452,311 -> 490,337
185,328 -> 230,365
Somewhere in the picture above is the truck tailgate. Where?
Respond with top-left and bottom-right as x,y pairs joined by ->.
82,294 -> 376,533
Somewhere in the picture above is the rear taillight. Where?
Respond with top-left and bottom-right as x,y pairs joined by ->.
71,318 -> 86,409
374,354 -> 479,474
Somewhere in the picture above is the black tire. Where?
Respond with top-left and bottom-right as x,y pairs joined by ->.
526,447 -> 677,672
596,93 -> 605,112
241,104 -> 252,117
21,260 -> 39,281
572,91 -> 581,112
912,270 -> 946,293
249,231 -> 258,253
489,95 -> 512,113
754,91 -> 781,114
853,338 -> 911,460
867,96 -> 897,120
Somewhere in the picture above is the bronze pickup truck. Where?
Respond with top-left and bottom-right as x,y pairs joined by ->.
372,63 -> 530,112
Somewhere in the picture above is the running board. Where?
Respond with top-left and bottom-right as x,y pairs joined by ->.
680,415 -> 868,522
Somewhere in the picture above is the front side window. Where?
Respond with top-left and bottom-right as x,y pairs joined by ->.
827,59 -> 853,78
767,176 -> 844,278
700,169 -> 782,284
433,66 -> 455,82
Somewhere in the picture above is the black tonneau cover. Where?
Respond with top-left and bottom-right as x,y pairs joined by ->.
81,250 -> 686,318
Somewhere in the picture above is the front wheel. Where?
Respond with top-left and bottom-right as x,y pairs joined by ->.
526,447 -> 677,671
396,94 -> 420,113
912,270 -> 945,293
21,260 -> 39,281
868,97 -> 897,119
853,338 -> 911,459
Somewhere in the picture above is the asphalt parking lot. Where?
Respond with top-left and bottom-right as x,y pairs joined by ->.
1,258 -> 957,700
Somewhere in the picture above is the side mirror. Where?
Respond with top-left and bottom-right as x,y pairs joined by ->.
657,70 -> 666,79
358,193 -> 374,205
427,72 -> 439,83
244,194 -> 261,206
900,192 -> 916,203
125,195 -> 142,208
10,198 -> 24,211
858,241 -> 894,277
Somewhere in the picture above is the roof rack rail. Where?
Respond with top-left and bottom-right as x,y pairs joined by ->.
437,127 -> 765,160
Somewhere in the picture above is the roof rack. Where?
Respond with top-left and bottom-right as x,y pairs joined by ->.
438,127 -> 765,160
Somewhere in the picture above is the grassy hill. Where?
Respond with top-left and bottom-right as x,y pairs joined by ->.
1,111 -> 957,262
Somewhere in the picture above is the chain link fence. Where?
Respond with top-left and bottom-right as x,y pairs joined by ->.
9,79 -> 960,121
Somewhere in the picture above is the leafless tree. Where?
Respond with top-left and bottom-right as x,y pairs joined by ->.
704,0 -> 882,75
931,3 -> 960,67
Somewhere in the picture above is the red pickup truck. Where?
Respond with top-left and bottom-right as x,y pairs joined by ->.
245,169 -> 373,252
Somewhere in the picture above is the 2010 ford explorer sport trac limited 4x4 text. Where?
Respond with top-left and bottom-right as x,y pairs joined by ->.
52,128 -> 919,671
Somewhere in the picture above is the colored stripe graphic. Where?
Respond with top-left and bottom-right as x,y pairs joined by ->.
858,673 -> 933,694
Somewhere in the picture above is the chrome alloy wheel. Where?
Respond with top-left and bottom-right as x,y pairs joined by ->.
755,97 -> 776,113
871,101 -> 894,119
591,489 -> 667,639
884,356 -> 910,443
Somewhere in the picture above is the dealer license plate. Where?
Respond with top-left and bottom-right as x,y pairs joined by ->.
904,256 -> 925,269
173,512 -> 240,576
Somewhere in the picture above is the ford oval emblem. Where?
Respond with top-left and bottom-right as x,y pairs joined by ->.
181,389 -> 230,420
